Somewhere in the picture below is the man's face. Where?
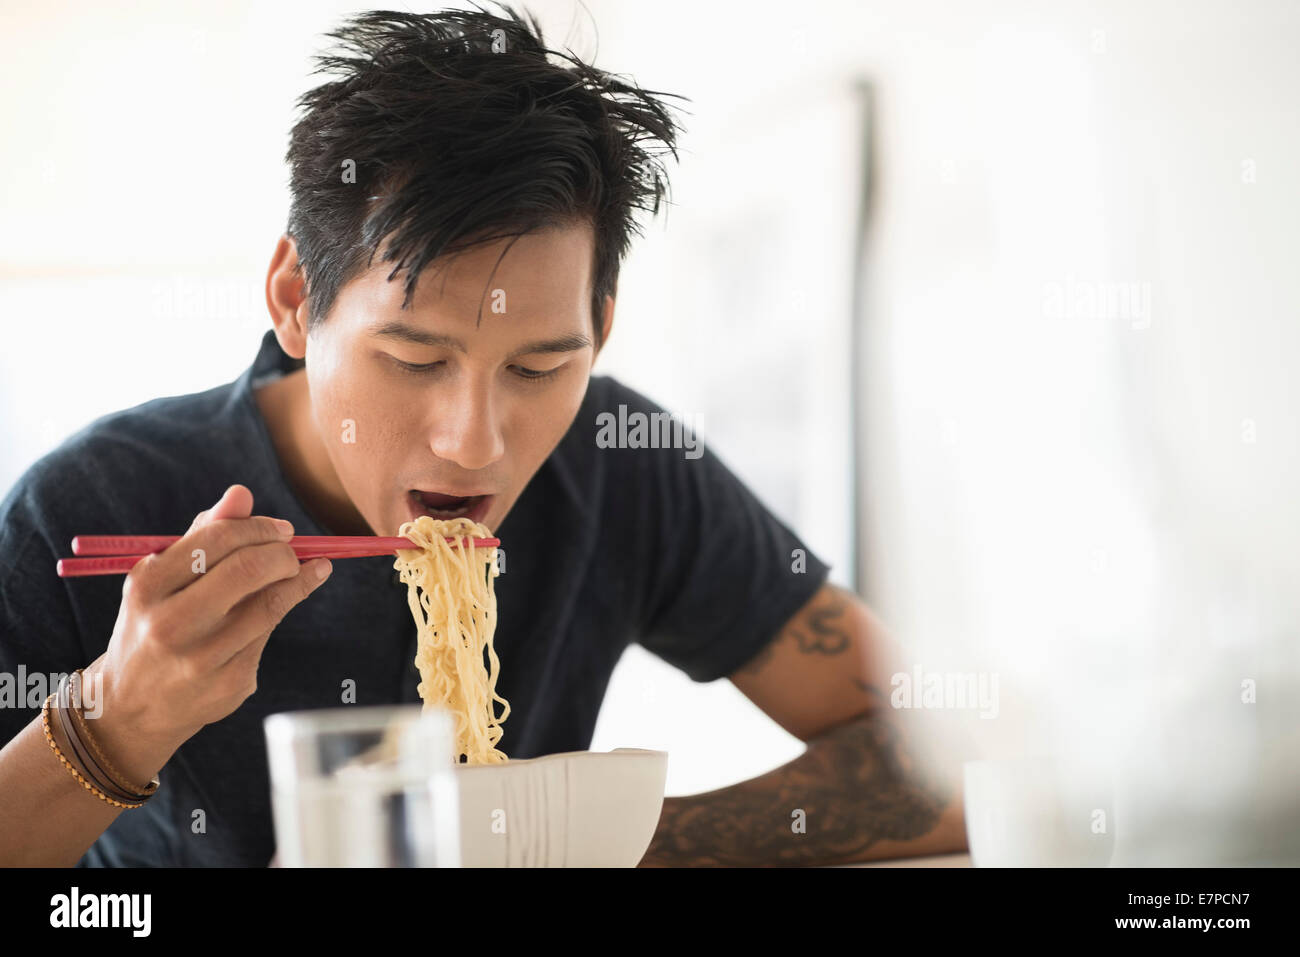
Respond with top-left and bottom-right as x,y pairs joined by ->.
303,222 -> 603,537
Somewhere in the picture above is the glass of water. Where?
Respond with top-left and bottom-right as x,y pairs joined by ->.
264,704 -> 460,867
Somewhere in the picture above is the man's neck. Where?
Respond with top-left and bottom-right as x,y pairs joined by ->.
253,369 -> 373,536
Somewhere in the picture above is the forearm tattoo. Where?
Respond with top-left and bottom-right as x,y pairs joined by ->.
639,708 -> 952,867
650,588 -> 949,866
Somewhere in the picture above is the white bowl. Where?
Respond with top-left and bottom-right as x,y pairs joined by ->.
455,748 -> 668,867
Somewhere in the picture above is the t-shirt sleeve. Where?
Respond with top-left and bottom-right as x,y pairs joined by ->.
608,384 -> 832,683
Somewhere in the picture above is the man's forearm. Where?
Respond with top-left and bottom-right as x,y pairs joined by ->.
637,708 -> 967,867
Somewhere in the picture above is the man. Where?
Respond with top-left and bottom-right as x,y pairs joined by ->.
0,5 -> 966,866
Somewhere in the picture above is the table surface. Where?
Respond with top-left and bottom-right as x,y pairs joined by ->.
846,852 -> 972,867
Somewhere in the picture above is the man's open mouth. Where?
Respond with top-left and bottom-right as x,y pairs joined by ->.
409,489 -> 491,522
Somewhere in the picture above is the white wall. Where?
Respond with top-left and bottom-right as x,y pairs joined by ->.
573,0 -> 1300,859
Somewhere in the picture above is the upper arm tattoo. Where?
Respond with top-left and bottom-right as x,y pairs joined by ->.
737,584 -> 855,676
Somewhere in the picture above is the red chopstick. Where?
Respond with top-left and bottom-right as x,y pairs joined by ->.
70,535 -> 497,555
58,534 -> 500,578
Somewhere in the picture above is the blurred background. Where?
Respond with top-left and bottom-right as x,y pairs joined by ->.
2,0 -> 1296,864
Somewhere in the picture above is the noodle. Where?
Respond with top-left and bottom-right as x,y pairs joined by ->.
393,515 -> 509,765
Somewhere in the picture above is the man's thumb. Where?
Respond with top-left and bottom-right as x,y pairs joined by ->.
190,484 -> 254,530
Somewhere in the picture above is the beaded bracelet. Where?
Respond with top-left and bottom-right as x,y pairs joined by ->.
41,692 -> 146,810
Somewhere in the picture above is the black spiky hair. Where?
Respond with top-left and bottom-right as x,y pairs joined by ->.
284,3 -> 687,346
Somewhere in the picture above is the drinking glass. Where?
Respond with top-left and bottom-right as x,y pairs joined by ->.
264,704 -> 460,867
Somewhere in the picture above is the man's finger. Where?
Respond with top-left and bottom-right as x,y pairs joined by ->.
143,516 -> 296,604
188,485 -> 254,533
203,559 -> 332,670
126,486 -> 264,603
164,537 -> 302,633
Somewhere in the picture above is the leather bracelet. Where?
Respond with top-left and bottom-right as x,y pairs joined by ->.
55,695 -> 131,802
56,673 -> 158,804
41,692 -> 146,810
54,677 -> 142,804
67,669 -> 159,799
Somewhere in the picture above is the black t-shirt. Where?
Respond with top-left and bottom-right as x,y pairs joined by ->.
0,330 -> 829,866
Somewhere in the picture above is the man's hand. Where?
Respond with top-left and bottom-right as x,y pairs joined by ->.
84,484 -> 333,786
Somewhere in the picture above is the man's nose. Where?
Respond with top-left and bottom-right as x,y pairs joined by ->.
429,378 -> 505,471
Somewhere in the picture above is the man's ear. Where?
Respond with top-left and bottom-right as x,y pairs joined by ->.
596,293 -> 615,356
265,234 -> 311,360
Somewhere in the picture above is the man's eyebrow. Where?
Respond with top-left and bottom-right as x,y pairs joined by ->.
370,321 -> 466,351
506,333 -> 592,360
370,321 -> 592,359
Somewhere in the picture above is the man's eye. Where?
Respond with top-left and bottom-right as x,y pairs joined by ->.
391,357 -> 444,374
512,365 -> 560,382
